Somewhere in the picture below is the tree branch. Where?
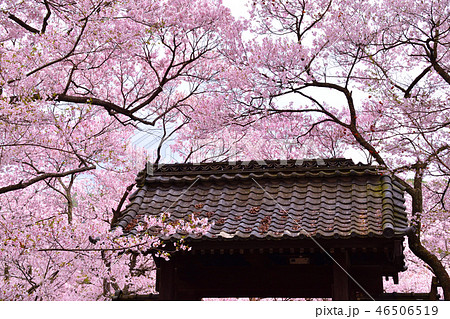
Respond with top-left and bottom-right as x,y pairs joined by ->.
8,14 -> 40,34
41,0 -> 52,34
0,165 -> 95,194
38,245 -> 174,253
111,183 -> 136,226
404,66 -> 431,98
25,18 -> 88,77
55,94 -> 157,125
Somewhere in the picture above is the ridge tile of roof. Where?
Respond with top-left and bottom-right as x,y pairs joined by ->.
144,158 -> 374,176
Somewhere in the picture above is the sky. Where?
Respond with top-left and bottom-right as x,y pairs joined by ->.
223,0 -> 250,18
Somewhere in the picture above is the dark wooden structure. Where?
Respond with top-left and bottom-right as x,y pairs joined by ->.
114,159 -> 408,300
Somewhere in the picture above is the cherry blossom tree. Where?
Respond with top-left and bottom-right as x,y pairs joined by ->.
0,99 -> 210,300
2,0 -> 448,300
175,0 -> 450,299
0,0 -> 235,300
1,0 -> 236,124
1,0 -> 236,199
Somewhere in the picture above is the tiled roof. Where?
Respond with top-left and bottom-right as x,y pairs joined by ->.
115,158 -> 408,241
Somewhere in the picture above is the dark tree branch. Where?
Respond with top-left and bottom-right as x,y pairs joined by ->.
8,14 -> 40,34
41,0 -> 52,34
431,60 -> 450,85
0,165 -> 95,194
111,183 -> 136,227
7,0 -> 51,35
439,178 -> 450,211
25,18 -> 88,77
404,66 -> 431,98
55,95 -> 153,124
38,245 -> 175,253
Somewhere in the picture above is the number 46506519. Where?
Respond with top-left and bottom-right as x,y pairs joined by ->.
375,306 -> 438,316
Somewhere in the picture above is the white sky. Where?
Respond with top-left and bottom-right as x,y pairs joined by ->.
223,0 -> 251,18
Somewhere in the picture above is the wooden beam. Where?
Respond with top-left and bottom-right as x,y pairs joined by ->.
186,237 -> 402,252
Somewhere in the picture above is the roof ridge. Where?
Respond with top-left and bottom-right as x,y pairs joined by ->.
141,158 -> 381,179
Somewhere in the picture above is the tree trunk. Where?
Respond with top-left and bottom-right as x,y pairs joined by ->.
409,170 -> 450,300
407,233 -> 450,300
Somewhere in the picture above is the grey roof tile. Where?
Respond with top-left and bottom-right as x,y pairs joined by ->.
114,158 -> 408,241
